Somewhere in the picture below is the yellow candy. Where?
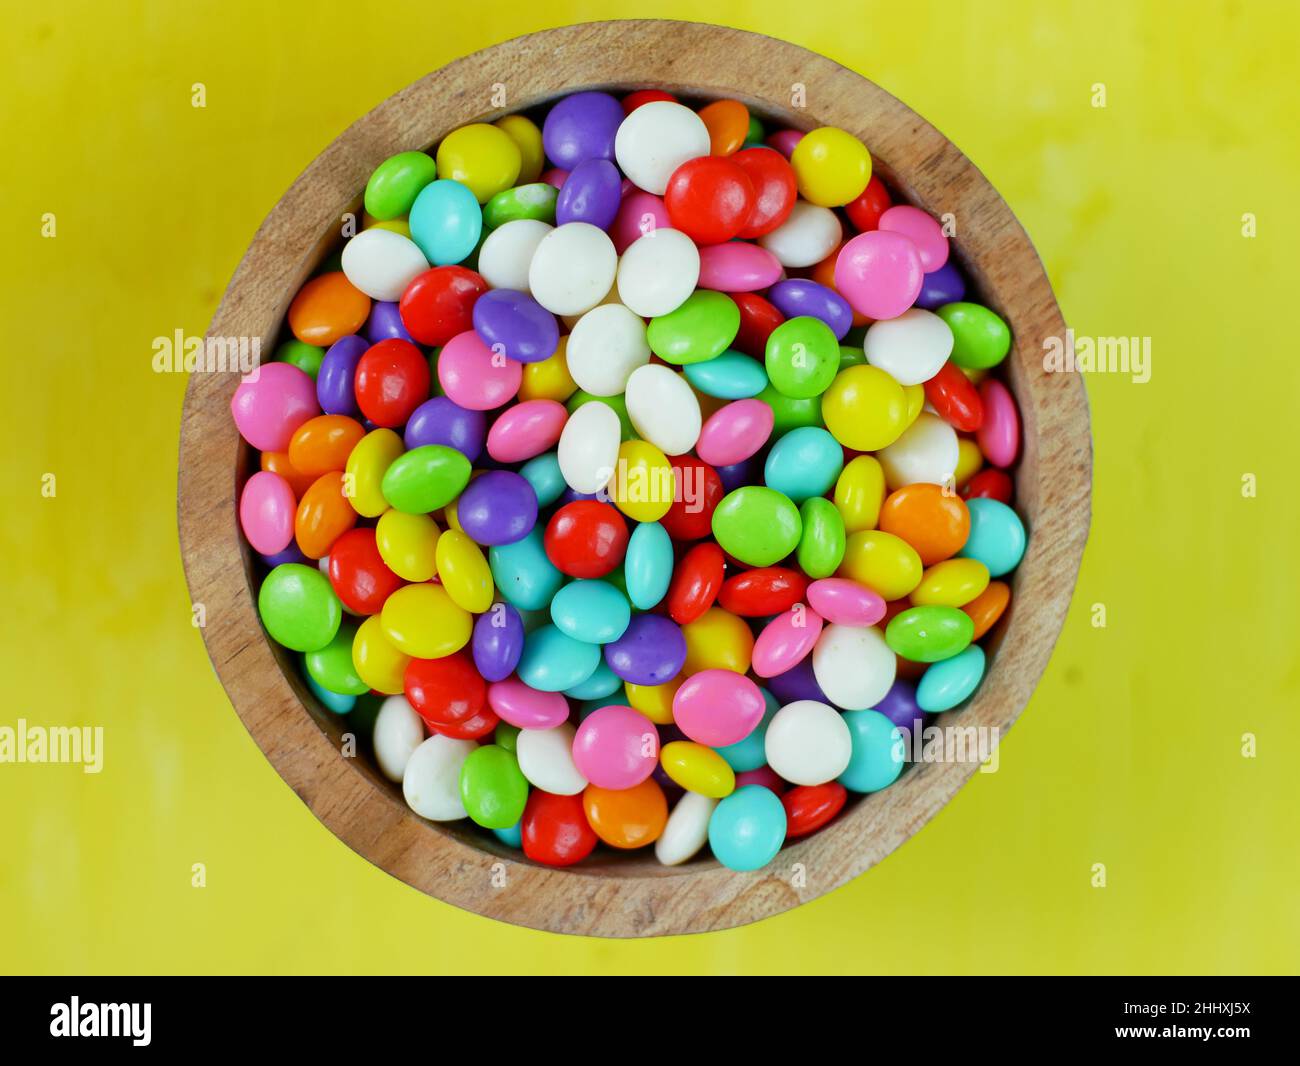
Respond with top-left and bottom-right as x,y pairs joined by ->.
608,440 -> 675,523
821,365 -> 908,452
682,607 -> 754,676
375,510 -> 439,582
903,382 -> 925,426
910,558 -> 990,608
494,114 -> 545,184
352,614 -> 410,695
380,583 -> 472,659
790,126 -> 872,207
660,741 -> 736,799
837,530 -> 923,601
960,365 -> 990,385
833,455 -> 886,534
954,438 -> 984,488
518,336 -> 578,402
435,123 -> 522,204
625,677 -> 682,725
366,218 -> 412,239
435,529 -> 494,613
345,428 -> 404,517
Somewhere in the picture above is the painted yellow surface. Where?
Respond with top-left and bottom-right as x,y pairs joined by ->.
2,1 -> 1297,974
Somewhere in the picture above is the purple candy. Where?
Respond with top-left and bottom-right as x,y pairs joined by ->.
604,615 -> 687,685
915,260 -> 966,310
472,604 -> 525,682
560,486 -> 601,504
472,289 -> 559,365
556,159 -> 623,230
316,335 -> 367,415
542,91 -> 624,169
767,279 -> 854,340
260,542 -> 308,567
875,678 -> 926,738
367,301 -> 413,343
456,470 -> 539,546
766,657 -> 829,705
403,396 -> 486,460
716,456 -> 759,494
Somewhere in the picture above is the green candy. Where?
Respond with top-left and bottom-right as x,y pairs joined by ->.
483,182 -> 558,228
381,445 -> 471,513
364,150 -> 438,221
937,302 -> 1011,369
765,316 -> 840,398
757,383 -> 825,437
885,605 -> 975,663
566,390 -> 636,440
459,744 -> 529,830
258,564 -> 342,653
837,344 -> 867,371
746,115 -> 766,144
647,290 -> 740,365
711,486 -> 802,567
493,722 -> 521,753
796,498 -> 846,578
276,339 -> 324,380
304,623 -> 368,696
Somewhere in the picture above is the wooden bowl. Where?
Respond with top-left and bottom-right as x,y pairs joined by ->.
178,19 -> 1091,937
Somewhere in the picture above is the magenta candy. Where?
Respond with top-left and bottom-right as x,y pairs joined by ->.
571,704 -> 660,789
697,242 -> 783,293
751,605 -> 824,678
736,766 -> 786,793
878,204 -> 949,272
239,471 -> 296,555
833,230 -> 924,321
487,399 -> 567,463
487,677 -> 570,729
977,379 -> 1020,468
437,329 -> 523,410
455,469 -> 539,545
230,362 -> 319,451
611,191 -> 670,253
541,168 -> 569,190
806,578 -> 887,626
765,129 -> 804,159
696,398 -> 774,467
672,669 -> 766,747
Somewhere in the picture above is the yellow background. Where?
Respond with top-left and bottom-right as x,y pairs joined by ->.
3,0 -> 1297,974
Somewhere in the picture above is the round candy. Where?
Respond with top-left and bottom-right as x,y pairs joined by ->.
381,444 -> 471,514
708,786 -> 787,871
566,303 -> 652,396
522,790 -> 598,866
877,412 -> 960,489
543,90 -> 624,168
399,265 -> 487,346
765,316 -> 840,399
768,279 -> 853,340
719,567 -> 807,617
655,792 -> 718,866
758,202 -> 842,268
916,645 -> 986,712
408,179 -> 483,266
864,307 -> 955,386
673,669 -> 766,747
977,379 -> 1020,468
404,651 -> 486,729
764,427 -> 843,503
486,399 -> 565,464
936,302 -> 1011,369
661,456 -> 724,541
373,695 -> 425,781
911,558 -> 990,608
610,190 -> 671,253
516,722 -> 587,795
456,470 -> 538,546
790,127 -> 872,207
604,614 -> 687,685
958,497 -> 1027,577
624,521 -> 674,611
551,579 -> 631,644
616,227 -> 700,317
557,158 -> 624,229
341,227 -> 428,301
698,98 -> 749,155
683,351 -> 768,399
353,615 -> 412,695
838,709 -> 906,793
517,624 -> 601,692
665,156 -> 755,245
437,329 -> 523,411
811,623 -> 896,710
434,530 -> 494,613
660,742 -> 735,799
354,339 -> 430,427
886,604 -> 975,662
528,222 -> 618,317
878,483 -> 970,565
877,204 -> 948,271
375,509 -> 439,581
231,362 -> 319,452
764,699 -> 852,785
783,782 -> 848,838
288,414 -> 365,478
666,542 -> 724,625
647,290 -> 741,366
436,123 -> 522,204
838,529 -> 923,601
472,288 -> 558,364
797,498 -> 847,578
240,471 -> 295,555
711,485 -> 801,567
380,583 -> 471,659
614,101 -> 712,195
697,399 -> 774,467
365,150 -> 438,220
584,779 -> 669,848
964,580 -> 1011,640
845,174 -> 892,232
806,578 -> 885,627
288,272 -> 370,347
472,604 -> 525,682
544,500 -> 628,578
294,472 -> 356,559
495,114 -> 545,183
478,219 -> 552,292
625,364 -> 702,456
316,335 -> 367,416
557,399 -> 621,495
697,242 -> 783,292
459,744 -> 528,829
834,230 -> 924,320
572,704 -> 660,789
821,365 -> 908,452
327,527 -> 404,615
731,146 -> 797,237
487,678 -> 569,730
305,624 -> 367,695
608,440 -> 676,524
489,528 -> 565,611
925,361 -> 984,431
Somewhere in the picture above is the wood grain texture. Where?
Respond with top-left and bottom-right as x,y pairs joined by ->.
178,19 -> 1091,937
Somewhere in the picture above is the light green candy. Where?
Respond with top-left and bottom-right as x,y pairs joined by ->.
711,486 -> 802,567
459,745 -> 529,830
566,391 -> 636,440
380,445 -> 471,513
757,383 -> 825,437
765,316 -> 840,398
885,605 -> 975,663
276,339 -> 325,379
483,183 -> 558,228
258,564 -> 342,653
797,497 -> 846,578
304,624 -> 368,695
365,151 -> 438,221
647,290 -> 740,365
937,302 -> 1011,369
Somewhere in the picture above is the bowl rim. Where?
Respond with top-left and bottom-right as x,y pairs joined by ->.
178,18 -> 1091,938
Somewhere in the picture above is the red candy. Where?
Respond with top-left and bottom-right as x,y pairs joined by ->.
845,174 -> 892,233
664,156 -> 756,245
398,266 -> 487,346
327,528 -> 404,615
660,457 -> 724,541
730,293 -> 785,358
544,501 -> 629,578
782,782 -> 848,838
963,467 -> 1014,504
354,339 -> 431,428
621,89 -> 677,115
404,651 -> 487,730
427,708 -> 499,741
923,361 -> 984,432
718,566 -> 808,617
522,791 -> 599,867
731,147 -> 798,238
666,542 -> 726,625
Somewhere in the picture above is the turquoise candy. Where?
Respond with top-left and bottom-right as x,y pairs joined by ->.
683,351 -> 769,399
516,624 -> 601,692
714,689 -> 779,773
492,820 -> 524,848
519,451 -> 566,506
917,645 -> 986,712
958,498 -> 1026,577
550,579 -> 631,644
623,521 -> 674,610
708,785 -> 787,871
764,426 -> 844,503
489,527 -> 565,611
564,659 -> 624,700
409,178 -> 482,266
838,709 -> 906,793
304,670 -> 356,714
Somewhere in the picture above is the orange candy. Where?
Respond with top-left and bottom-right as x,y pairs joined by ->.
295,471 -> 357,558
287,272 -> 371,346
698,99 -> 750,156
963,580 -> 1011,640
260,449 -> 316,499
812,244 -> 870,327
878,483 -> 971,566
582,779 -> 668,849
287,415 -> 366,478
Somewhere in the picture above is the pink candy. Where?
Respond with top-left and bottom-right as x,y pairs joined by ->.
672,669 -> 766,747
487,678 -> 570,729
697,242 -> 783,293
486,399 -> 567,462
751,605 -> 824,678
834,230 -> 924,321
977,379 -> 1020,468
571,705 -> 659,789
878,204 -> 950,272
437,329 -> 524,410
610,191 -> 671,254
806,578 -> 887,627
238,470 -> 296,555
230,362 -> 318,452
696,398 -> 774,466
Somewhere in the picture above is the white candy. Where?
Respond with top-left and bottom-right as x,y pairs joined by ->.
625,364 -> 701,455
616,228 -> 700,317
654,791 -> 718,866
558,399 -> 621,494
340,227 -> 429,301
764,700 -> 853,786
864,308 -> 955,386
811,625 -> 896,711
565,303 -> 651,396
477,219 -> 552,293
516,723 -> 587,795
614,101 -> 711,195
401,735 -> 475,821
877,412 -> 959,490
758,202 -> 843,268
373,695 -> 425,782
528,222 -> 618,317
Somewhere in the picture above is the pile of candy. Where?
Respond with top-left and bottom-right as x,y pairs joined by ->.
233,90 -> 1026,871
